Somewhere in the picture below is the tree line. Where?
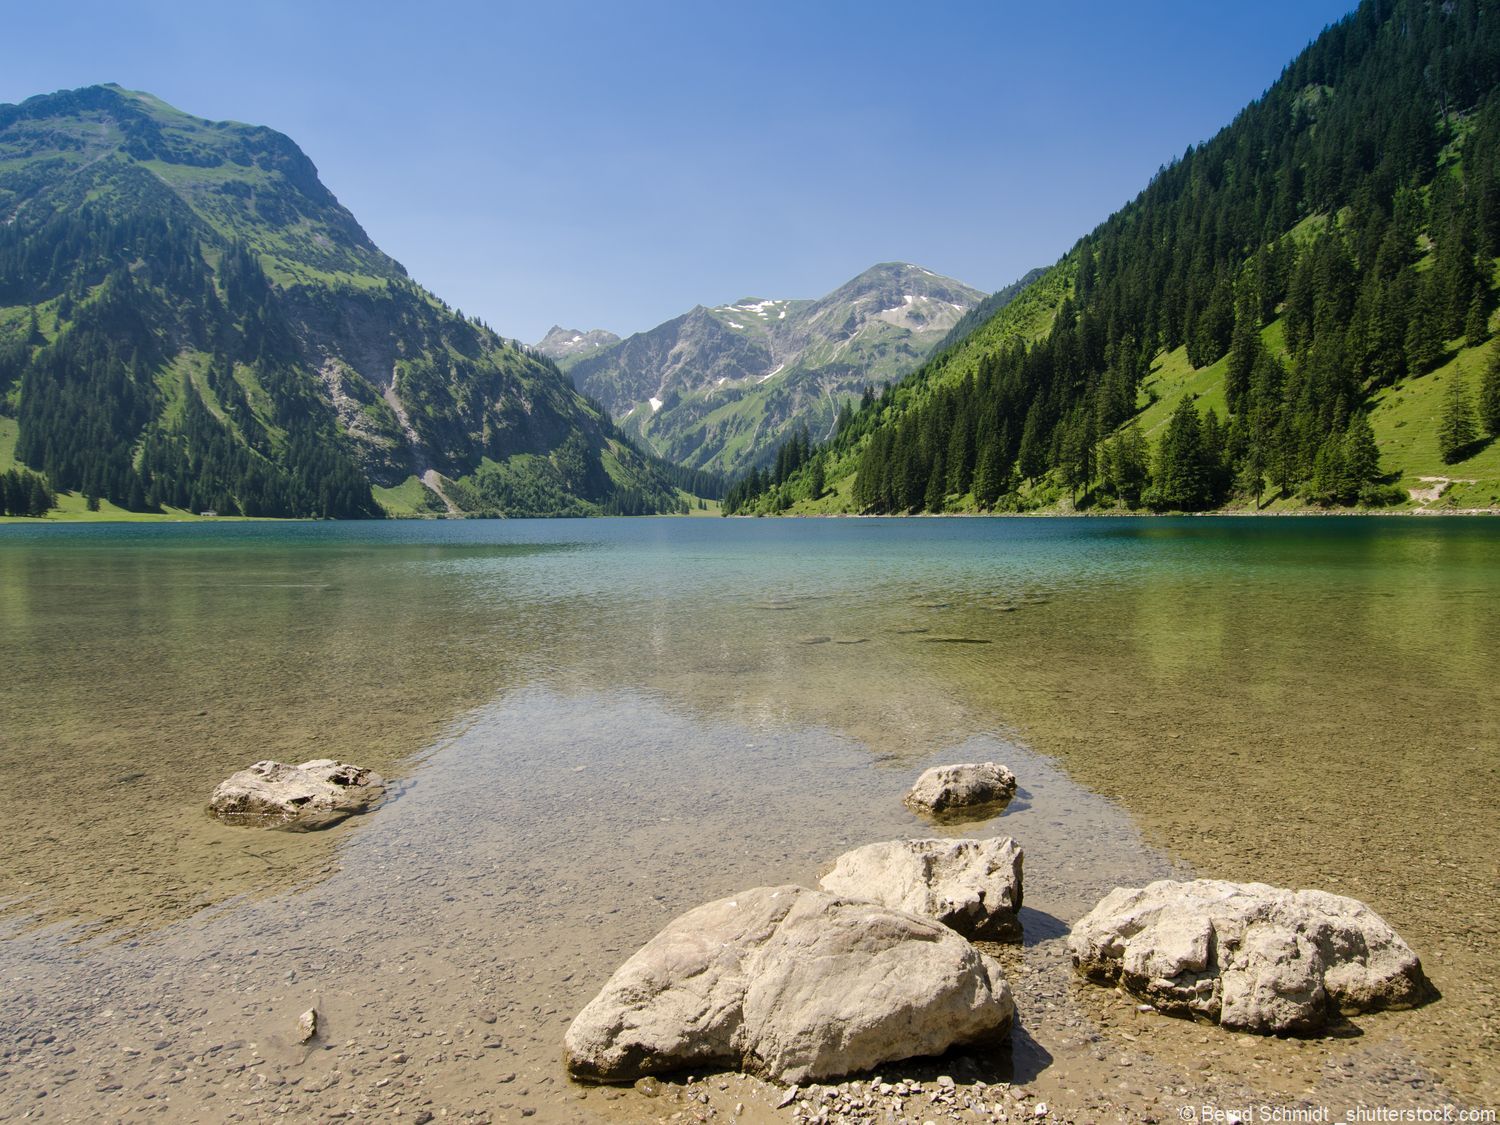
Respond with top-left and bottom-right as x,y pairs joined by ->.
726,0 -> 1500,515
0,467 -> 54,516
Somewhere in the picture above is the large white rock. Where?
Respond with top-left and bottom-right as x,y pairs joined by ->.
564,885 -> 1014,1083
208,758 -> 385,829
1068,879 -> 1433,1033
904,762 -> 1016,817
818,837 -> 1024,942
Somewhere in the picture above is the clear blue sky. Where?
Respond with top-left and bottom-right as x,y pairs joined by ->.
2,0 -> 1357,342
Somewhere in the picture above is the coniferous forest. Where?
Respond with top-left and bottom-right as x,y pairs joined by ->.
725,0 -> 1500,515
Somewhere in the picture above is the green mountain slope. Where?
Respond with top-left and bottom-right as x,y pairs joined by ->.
729,0 -> 1500,516
0,84 -> 694,518
567,262 -> 991,476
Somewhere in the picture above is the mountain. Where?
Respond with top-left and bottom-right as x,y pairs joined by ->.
727,0 -> 1500,516
533,325 -> 620,369
0,85 -> 702,518
566,262 -> 988,476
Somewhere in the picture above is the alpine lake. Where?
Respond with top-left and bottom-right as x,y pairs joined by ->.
0,516 -> 1496,1123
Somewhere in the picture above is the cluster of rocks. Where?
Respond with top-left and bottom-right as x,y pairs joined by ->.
563,756 -> 1436,1099
565,762 -> 1027,1086
780,1075 -> 1055,1125
204,754 -> 1436,1114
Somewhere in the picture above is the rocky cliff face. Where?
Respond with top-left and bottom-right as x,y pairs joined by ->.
567,263 -> 984,474
533,325 -> 621,369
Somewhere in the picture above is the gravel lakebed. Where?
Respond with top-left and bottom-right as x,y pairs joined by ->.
1,688 -> 1481,1124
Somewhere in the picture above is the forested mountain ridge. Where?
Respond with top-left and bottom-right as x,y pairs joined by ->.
567,262 -> 990,477
0,84 -> 700,518
727,0 -> 1500,516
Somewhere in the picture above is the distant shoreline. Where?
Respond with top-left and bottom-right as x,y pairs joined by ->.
6,502 -> 1500,527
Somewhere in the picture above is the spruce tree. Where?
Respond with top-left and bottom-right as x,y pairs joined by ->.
807,458 -> 825,500
1480,346 -> 1500,437
1437,375 -> 1479,464
1108,421 -> 1149,508
1238,442 -> 1267,509
1225,289 -> 1259,414
1308,433 -> 1349,505
973,437 -> 1003,509
1343,411 -> 1382,496
1465,285 -> 1491,345
1151,398 -> 1210,510
1016,400 -> 1047,483
923,448 -> 947,512
27,474 -> 53,517
1404,280 -> 1444,376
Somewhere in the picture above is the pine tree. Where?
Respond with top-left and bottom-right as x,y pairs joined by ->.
1150,398 -> 1211,511
1106,421 -> 1149,507
27,473 -> 54,517
1200,408 -> 1229,503
1308,432 -> 1350,505
1480,345 -> 1500,437
1404,281 -> 1444,376
1059,409 -> 1093,502
1437,375 -> 1479,464
1238,442 -> 1267,509
1343,411 -> 1382,496
1016,400 -> 1047,483
807,458 -> 825,500
973,436 -> 1003,509
1225,288 -> 1259,414
923,448 -> 947,512
1465,284 -> 1491,345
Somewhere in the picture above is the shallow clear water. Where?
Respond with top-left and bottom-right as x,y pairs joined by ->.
0,516 -> 1496,1121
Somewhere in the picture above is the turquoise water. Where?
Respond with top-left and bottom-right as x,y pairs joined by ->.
0,515 -> 1497,1117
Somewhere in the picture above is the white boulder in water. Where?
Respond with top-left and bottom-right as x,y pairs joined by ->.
564,885 -> 1014,1083
1068,878 -> 1434,1033
818,837 -> 1024,941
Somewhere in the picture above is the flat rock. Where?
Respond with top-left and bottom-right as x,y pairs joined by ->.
903,762 -> 1016,818
564,885 -> 1013,1084
818,837 -> 1023,941
208,758 -> 385,829
1068,878 -> 1434,1033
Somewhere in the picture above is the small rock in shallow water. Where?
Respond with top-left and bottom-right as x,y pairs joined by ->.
903,762 -> 1017,817
296,1008 -> 318,1044
209,759 -> 385,830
